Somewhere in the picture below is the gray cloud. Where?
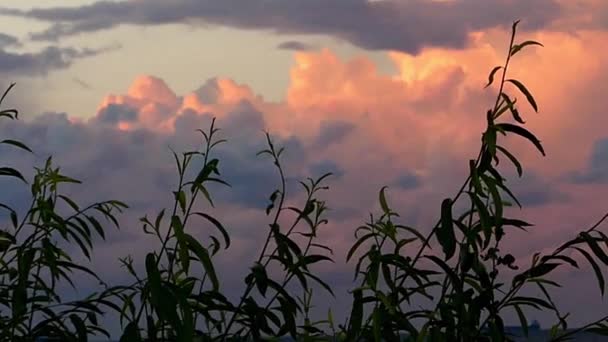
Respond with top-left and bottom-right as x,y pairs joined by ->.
277,40 -> 316,51
503,171 -> 570,207
0,44 -> 119,77
95,103 -> 138,124
393,172 -> 420,190
314,120 -> 355,149
1,0 -> 562,53
0,33 -> 20,49
569,138 -> 608,184
309,160 -> 344,179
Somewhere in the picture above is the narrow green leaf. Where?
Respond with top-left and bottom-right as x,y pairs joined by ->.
580,232 -> 608,265
0,167 -> 27,183
0,139 -> 32,153
425,255 -> 461,291
171,215 -> 190,272
437,198 -> 456,260
511,40 -> 544,56
184,233 -> 219,290
496,123 -> 545,156
192,212 -> 230,249
575,247 -> 604,296
120,321 -> 141,342
496,145 -> 523,176
513,263 -> 560,285
346,289 -> 363,340
485,66 -> 503,88
507,79 -> 538,112
499,93 -> 525,123
379,186 -> 390,214
69,314 -> 88,342
347,233 -> 375,261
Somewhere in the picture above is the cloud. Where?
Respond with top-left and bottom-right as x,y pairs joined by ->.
569,138 -> 608,183
1,0 -> 562,53
277,40 -> 316,51
0,44 -> 120,77
0,33 -> 20,49
313,120 -> 355,149
510,172 -> 570,207
393,172 -> 421,190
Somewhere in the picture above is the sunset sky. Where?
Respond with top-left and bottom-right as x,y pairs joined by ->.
1,0 -> 608,335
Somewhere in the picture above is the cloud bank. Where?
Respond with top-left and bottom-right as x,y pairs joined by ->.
1,0 -> 563,53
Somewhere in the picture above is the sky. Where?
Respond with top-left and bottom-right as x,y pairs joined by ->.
1,0 -> 608,337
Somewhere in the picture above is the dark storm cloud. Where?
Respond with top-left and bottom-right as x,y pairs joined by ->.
0,0 -> 562,53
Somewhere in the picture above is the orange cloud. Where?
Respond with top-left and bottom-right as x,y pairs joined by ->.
92,27 -> 608,196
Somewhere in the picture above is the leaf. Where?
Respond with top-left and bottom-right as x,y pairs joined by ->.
506,79 -> 538,112
69,314 -> 88,342
580,232 -> 608,265
425,255 -> 461,291
251,263 -> 269,296
0,167 -> 27,183
59,194 -> 80,212
437,198 -> 456,260
513,263 -> 560,285
485,66 -> 503,88
87,215 -> 106,240
192,212 -> 230,249
171,215 -> 190,272
346,289 -> 363,341
192,158 -> 219,192
508,296 -> 553,310
174,190 -> 187,214
299,254 -> 333,268
145,253 -> 161,296
513,304 -> 529,337
184,233 -> 219,291
304,271 -> 335,296
574,247 -> 604,296
496,145 -> 523,176
0,139 -> 32,153
467,192 -> 491,233
0,83 -> 15,105
120,321 -> 141,342
511,40 -> 544,56
0,230 -> 15,252
372,308 -> 381,342
499,93 -> 525,124
379,186 -> 390,214
496,123 -> 545,156
541,255 -> 578,268
347,233 -> 375,261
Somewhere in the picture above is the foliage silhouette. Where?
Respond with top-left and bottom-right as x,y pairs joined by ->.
1,20 -> 608,342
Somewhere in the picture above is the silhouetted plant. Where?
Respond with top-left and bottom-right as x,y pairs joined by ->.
1,20 -> 608,342
342,21 -> 608,342
0,85 -> 128,341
